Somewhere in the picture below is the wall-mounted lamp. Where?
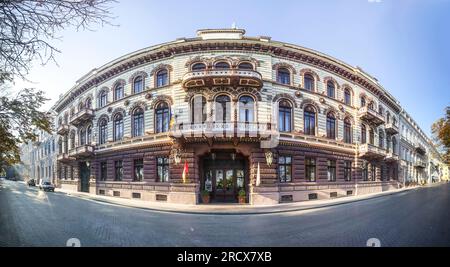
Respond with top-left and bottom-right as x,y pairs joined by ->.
173,149 -> 182,165
265,151 -> 273,167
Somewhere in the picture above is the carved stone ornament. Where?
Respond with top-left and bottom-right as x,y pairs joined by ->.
107,107 -> 113,113
319,98 -> 325,104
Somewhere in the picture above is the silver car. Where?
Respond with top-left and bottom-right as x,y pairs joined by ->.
39,181 -> 55,192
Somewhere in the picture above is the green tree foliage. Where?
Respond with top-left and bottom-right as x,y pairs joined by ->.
432,106 -> 450,163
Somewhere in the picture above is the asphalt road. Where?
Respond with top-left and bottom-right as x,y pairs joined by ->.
1,179 -> 449,247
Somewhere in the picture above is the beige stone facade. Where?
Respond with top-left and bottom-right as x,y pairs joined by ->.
49,28 -> 443,205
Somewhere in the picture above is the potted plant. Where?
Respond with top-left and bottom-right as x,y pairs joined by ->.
201,190 -> 210,204
238,189 -> 246,204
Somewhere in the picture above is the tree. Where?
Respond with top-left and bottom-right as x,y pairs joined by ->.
1,0 -> 116,78
431,106 -> 450,163
0,0 -> 116,171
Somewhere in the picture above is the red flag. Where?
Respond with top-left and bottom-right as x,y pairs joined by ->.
182,160 -> 189,183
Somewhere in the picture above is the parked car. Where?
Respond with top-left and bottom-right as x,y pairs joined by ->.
27,179 -> 36,186
39,181 -> 55,192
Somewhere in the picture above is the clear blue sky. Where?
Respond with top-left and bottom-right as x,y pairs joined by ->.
15,0 -> 450,136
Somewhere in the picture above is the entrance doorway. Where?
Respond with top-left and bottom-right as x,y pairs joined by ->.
202,152 -> 248,203
79,162 -> 90,193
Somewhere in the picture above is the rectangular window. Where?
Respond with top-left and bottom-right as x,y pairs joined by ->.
157,157 -> 169,182
278,156 -> 292,183
344,161 -> 352,181
114,160 -> 123,181
305,157 -> 316,182
327,160 -> 336,182
371,165 -> 376,181
100,162 -> 107,181
133,159 -> 144,182
362,164 -> 368,181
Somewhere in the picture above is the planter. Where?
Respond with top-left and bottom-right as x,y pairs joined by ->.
201,195 -> 210,204
238,196 -> 246,204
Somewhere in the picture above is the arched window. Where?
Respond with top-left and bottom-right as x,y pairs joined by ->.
304,106 -> 316,136
132,108 -> 144,137
344,89 -> 351,105
392,136 -> 397,154
326,112 -> 336,139
191,96 -> 207,123
327,81 -> 335,98
114,84 -> 124,101
214,62 -> 230,69
360,96 -> 366,107
361,124 -> 367,144
379,130 -> 384,148
379,105 -> 384,115
85,98 -> 92,109
99,119 -> 107,145
99,91 -> 107,108
368,101 -> 374,110
277,68 -> 290,85
155,102 -> 170,133
238,62 -> 253,70
70,107 -> 75,117
64,113 -> 68,124
79,128 -> 86,146
344,118 -> 352,144
239,96 -> 255,123
70,131 -> 75,149
133,76 -> 144,94
58,117 -> 62,126
113,113 -> 124,141
192,63 -> 206,71
278,100 -> 292,132
304,74 -> 314,91
369,128 -> 374,145
386,112 -> 391,123
78,102 -> 84,112
58,139 -> 63,153
215,95 -> 231,122
86,125 -> 92,145
156,69 -> 169,88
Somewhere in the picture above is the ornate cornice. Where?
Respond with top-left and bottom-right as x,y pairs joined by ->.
53,39 -> 401,113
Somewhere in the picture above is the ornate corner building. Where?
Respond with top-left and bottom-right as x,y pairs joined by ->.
47,28 -> 445,205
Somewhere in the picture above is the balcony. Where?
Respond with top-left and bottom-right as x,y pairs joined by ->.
414,161 -> 426,169
56,124 -> 70,135
358,106 -> 385,126
182,69 -> 263,89
169,122 -> 277,142
57,153 -> 75,163
384,122 -> 399,135
385,152 -> 399,162
414,143 -> 426,155
68,145 -> 95,158
358,143 -> 386,160
70,109 -> 94,126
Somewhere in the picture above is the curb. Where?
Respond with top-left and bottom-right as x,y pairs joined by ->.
56,186 -> 423,216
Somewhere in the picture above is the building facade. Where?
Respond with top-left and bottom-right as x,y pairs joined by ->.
47,28 -> 443,205
21,130 -> 58,185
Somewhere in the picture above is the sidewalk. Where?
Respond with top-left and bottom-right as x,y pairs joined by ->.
54,185 -> 427,215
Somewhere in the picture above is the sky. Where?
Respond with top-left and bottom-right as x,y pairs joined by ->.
11,0 -> 450,136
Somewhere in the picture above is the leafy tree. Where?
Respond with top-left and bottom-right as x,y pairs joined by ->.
0,0 -> 116,171
431,106 -> 450,163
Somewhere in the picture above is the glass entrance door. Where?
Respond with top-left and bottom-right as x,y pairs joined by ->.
202,153 -> 247,203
